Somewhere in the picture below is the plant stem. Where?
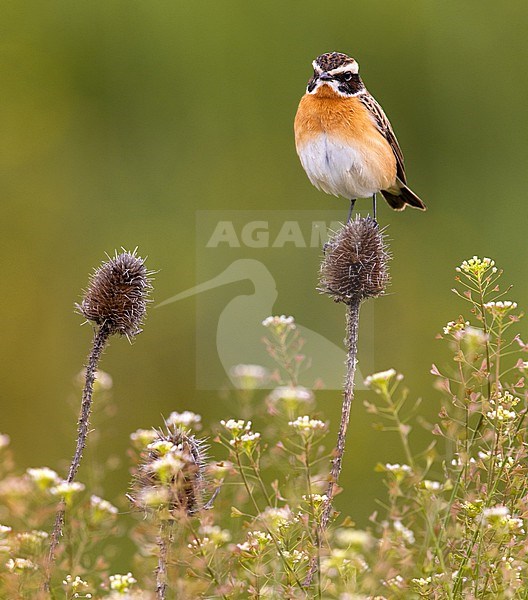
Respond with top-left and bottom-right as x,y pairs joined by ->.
303,439 -> 322,599
156,520 -> 172,600
45,324 -> 111,587
233,450 -> 305,592
305,299 -> 360,585
322,299 -> 360,530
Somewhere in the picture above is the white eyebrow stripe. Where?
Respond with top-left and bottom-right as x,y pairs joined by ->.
312,60 -> 323,73
329,62 -> 359,75
306,78 -> 366,98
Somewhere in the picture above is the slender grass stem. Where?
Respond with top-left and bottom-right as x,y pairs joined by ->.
302,439 -> 322,600
187,521 -> 229,600
234,450 -> 305,593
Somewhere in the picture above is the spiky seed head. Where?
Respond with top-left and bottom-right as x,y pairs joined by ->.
131,426 -> 207,518
319,216 -> 389,304
77,249 -> 152,338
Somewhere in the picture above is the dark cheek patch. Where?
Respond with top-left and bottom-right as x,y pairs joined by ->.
337,74 -> 363,95
307,77 -> 317,92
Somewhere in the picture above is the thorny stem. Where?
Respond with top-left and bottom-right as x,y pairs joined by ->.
323,300 -> 360,526
46,324 -> 111,588
305,299 -> 360,586
156,520 -> 173,600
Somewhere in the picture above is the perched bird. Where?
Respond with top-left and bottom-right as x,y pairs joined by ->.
294,52 -> 426,217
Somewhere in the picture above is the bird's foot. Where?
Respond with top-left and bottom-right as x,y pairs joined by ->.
347,198 -> 357,222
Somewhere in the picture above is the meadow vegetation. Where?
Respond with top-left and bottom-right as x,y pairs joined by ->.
0,255 -> 527,599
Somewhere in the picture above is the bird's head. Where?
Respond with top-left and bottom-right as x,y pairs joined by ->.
306,52 -> 365,97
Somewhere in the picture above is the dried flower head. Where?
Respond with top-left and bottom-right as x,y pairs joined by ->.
77,249 -> 152,338
131,426 -> 207,517
319,217 -> 389,304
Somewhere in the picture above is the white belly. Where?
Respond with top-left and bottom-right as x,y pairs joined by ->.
297,134 -> 388,199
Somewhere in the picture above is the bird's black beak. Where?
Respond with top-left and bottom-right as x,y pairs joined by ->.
319,72 -> 333,81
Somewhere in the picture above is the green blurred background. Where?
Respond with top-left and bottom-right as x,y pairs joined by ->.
2,0 -> 528,563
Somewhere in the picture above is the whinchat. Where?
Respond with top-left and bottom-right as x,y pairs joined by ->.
294,52 -> 426,217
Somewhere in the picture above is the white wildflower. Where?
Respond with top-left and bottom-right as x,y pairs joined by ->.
384,463 -> 413,477
149,452 -> 185,483
443,320 -> 469,335
166,410 -> 202,429
147,440 -> 176,455
268,386 -> 314,408
487,407 -> 517,421
136,487 -> 169,509
230,364 -> 269,389
109,572 -> 137,594
50,481 -> 85,505
129,428 -> 158,449
199,525 -> 231,545
484,301 -> 518,316
26,467 -> 60,490
421,480 -> 442,492
393,519 -> 415,544
364,369 -> 401,394
221,419 -> 251,436
456,256 -> 496,276
90,495 -> 118,516
288,415 -> 327,434
239,432 -> 260,443
6,557 -> 37,572
236,530 -> 272,556
364,369 -> 396,386
262,315 -> 296,331
282,549 -> 308,564
383,574 -> 405,589
261,506 -> 293,530
334,528 -> 372,551
302,493 -> 328,504
63,575 -> 91,596
461,326 -> 488,350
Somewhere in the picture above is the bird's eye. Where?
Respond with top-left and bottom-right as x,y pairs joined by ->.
343,72 -> 352,82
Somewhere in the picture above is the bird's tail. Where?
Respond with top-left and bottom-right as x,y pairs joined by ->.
381,180 -> 426,211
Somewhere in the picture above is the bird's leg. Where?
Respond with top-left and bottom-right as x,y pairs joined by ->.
372,194 -> 377,221
347,199 -> 356,222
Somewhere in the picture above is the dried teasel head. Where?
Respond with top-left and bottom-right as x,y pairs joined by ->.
130,426 -> 208,518
319,216 -> 390,304
77,249 -> 152,338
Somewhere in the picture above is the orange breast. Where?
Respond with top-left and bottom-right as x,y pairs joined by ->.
295,88 -> 377,145
294,87 -> 397,188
